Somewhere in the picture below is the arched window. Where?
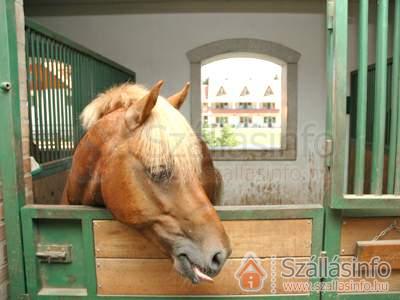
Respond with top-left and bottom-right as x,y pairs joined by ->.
187,39 -> 300,160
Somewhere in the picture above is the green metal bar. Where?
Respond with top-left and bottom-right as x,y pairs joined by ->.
371,0 -> 389,195
325,0 -> 334,166
393,0 -> 400,195
34,33 -> 46,163
343,208 -> 400,217
353,0 -> 369,195
321,209 -> 342,300
67,48 -> 74,155
79,55 -> 85,139
54,43 -> 62,160
332,193 -> 400,209
76,54 -> 82,140
330,0 -> 348,205
64,46 -> 72,156
39,34 -> 50,163
45,37 -> 55,162
84,55 -> 90,133
32,157 -> 72,180
30,31 -> 41,162
64,47 -> 71,157
72,51 -> 79,146
0,0 -> 27,297
58,45 -> 66,158
49,39 -> 58,162
22,204 -> 324,223
60,45 -> 67,157
82,217 -> 99,297
20,208 -> 38,296
25,29 -> 34,159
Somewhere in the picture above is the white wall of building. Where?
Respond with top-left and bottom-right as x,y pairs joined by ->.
33,12 -> 327,205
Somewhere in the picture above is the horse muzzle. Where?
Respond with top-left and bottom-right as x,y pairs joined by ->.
173,245 -> 230,284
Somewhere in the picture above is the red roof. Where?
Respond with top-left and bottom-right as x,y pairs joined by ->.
28,62 -> 71,91
203,108 -> 280,114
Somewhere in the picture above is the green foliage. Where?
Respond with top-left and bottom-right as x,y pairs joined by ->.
201,124 -> 239,147
202,127 -> 219,146
219,125 -> 238,146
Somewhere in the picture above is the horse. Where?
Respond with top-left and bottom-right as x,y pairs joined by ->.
61,81 -> 231,283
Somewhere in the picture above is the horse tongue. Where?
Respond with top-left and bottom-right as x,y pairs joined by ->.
193,266 -> 214,283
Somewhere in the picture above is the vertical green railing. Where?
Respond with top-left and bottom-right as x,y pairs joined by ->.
25,19 -> 136,164
332,0 -> 400,208
330,0 -> 348,203
391,0 -> 400,194
353,0 -> 369,195
371,0 -> 389,195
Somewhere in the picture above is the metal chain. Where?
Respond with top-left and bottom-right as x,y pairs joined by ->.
373,219 -> 400,241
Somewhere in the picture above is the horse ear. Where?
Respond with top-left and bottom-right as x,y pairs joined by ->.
168,82 -> 190,109
125,80 -> 163,130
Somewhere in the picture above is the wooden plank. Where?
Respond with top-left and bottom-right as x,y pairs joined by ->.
356,240 -> 400,269
225,219 -> 312,257
96,257 -> 310,295
94,220 -> 165,259
340,217 -> 400,255
32,170 -> 69,204
339,256 -> 400,293
94,219 -> 312,258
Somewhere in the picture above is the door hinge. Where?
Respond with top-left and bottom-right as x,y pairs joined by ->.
327,0 -> 334,30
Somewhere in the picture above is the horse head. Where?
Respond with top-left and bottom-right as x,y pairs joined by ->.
64,81 -> 231,283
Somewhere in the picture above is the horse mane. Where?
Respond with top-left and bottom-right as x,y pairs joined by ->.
80,83 -> 203,181
80,83 -> 148,130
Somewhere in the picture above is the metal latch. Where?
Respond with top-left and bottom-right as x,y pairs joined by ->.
36,244 -> 72,264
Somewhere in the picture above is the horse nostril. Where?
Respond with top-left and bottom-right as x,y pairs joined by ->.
210,251 -> 225,272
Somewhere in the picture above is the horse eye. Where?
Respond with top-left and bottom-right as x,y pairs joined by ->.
147,166 -> 172,183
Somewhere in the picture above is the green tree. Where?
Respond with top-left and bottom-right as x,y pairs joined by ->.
202,124 -> 219,147
217,125 -> 238,147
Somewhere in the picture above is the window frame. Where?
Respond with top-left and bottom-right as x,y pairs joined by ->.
187,38 -> 300,160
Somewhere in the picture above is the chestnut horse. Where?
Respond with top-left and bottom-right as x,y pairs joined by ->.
62,81 -> 231,283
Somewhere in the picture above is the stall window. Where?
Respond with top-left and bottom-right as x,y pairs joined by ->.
187,39 -> 300,160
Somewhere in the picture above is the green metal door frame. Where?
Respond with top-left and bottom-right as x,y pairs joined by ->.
0,0 -> 28,298
324,0 -> 400,299
21,204 -> 324,300
328,0 -> 400,210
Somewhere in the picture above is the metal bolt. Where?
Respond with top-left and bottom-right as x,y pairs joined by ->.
341,249 -> 345,254
0,82 -> 11,92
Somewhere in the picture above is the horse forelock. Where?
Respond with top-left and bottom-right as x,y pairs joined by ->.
81,83 -> 203,181
132,97 -> 203,181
